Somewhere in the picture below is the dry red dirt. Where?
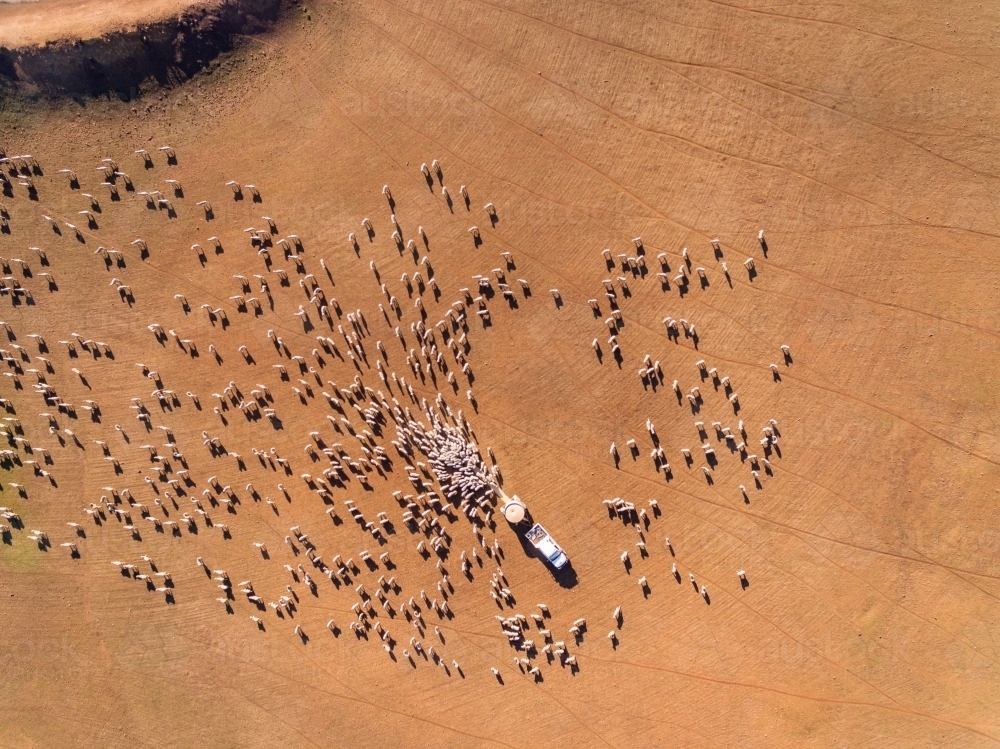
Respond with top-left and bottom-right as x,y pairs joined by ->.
1,1 -> 999,747
0,0 -> 204,48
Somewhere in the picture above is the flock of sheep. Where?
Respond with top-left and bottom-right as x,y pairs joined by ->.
0,144 -> 785,683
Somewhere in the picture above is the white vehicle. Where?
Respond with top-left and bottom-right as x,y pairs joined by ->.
490,485 -> 569,569
524,523 -> 569,569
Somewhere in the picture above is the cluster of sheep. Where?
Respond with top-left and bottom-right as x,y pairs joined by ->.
409,419 -> 494,507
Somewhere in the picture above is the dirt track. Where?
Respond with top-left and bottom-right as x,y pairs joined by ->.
1,1 -> 999,747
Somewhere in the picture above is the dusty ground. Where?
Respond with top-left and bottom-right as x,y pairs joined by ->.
1,1 -> 999,747
0,0 -> 206,47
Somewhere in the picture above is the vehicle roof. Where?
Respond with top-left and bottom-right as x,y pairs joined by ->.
535,536 -> 560,557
